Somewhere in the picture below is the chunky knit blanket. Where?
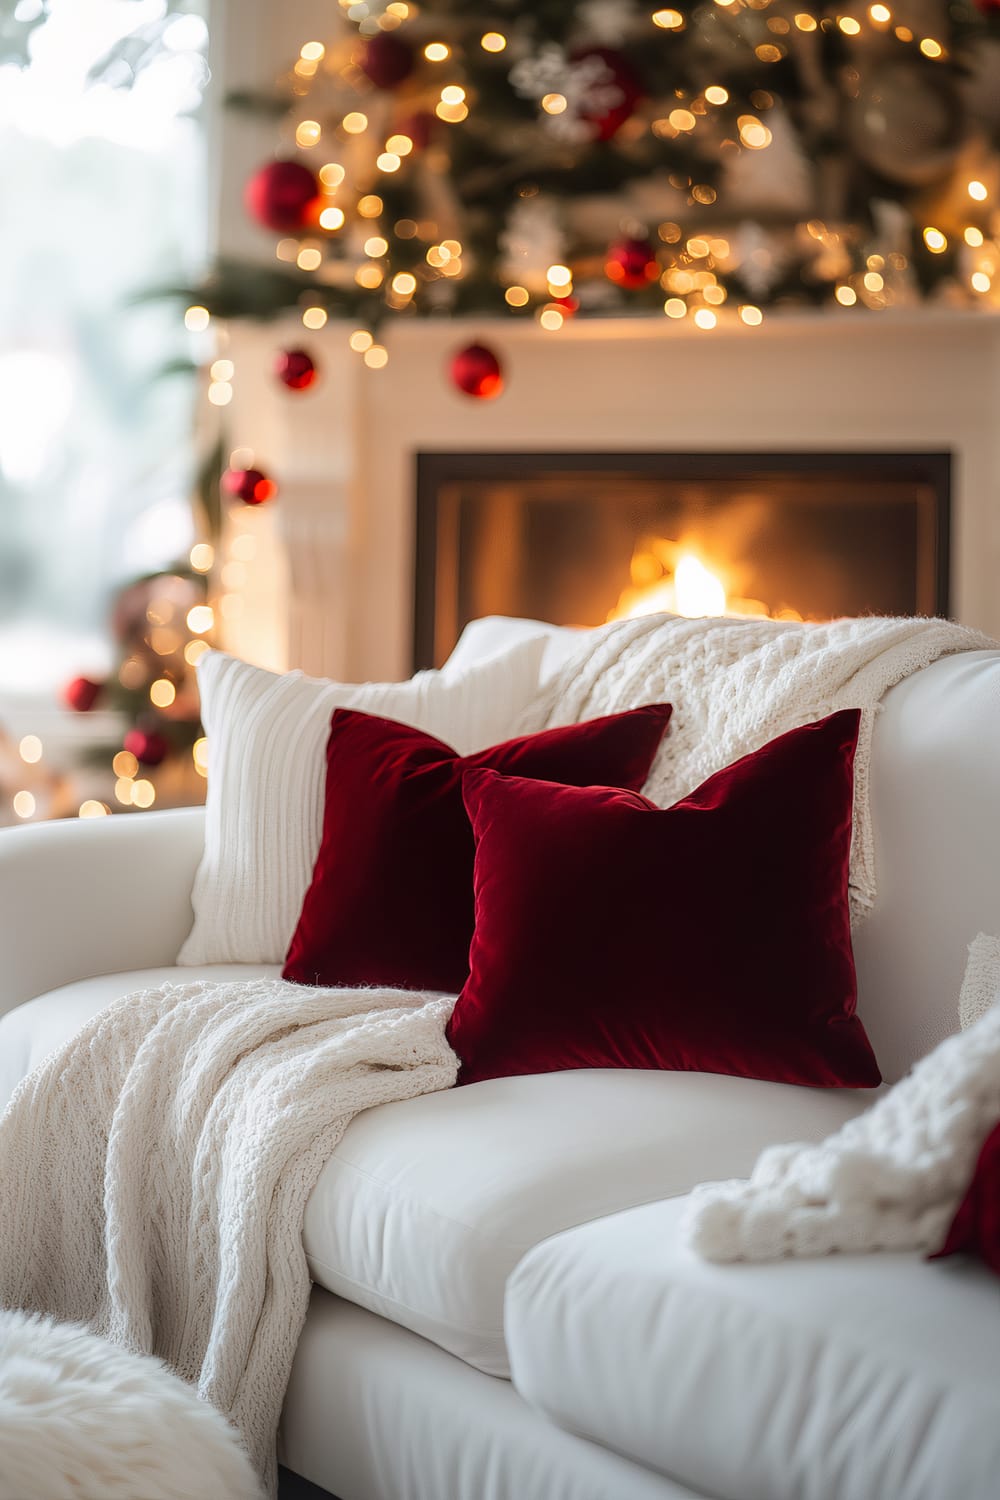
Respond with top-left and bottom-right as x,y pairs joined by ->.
683,939 -> 1000,1262
0,978 -> 458,1495
521,613 -> 993,919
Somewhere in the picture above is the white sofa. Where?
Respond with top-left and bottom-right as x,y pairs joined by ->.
1,617 -> 1000,1500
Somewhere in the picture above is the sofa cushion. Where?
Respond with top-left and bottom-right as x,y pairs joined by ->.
449,712 -> 880,1090
301,1069 -> 871,1376
1,972 -> 870,1379
505,1195 -> 1000,1500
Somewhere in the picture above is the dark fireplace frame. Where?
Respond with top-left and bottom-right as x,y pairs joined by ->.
412,450 -> 951,672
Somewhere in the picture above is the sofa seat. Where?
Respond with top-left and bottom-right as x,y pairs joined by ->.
0,969 -> 873,1380
506,1195 -> 1000,1500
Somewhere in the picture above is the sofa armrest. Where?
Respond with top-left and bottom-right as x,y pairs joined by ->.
0,807 -> 205,1021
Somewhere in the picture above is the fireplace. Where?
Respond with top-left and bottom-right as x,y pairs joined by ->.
413,452 -> 950,670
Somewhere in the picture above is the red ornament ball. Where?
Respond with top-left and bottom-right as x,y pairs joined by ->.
605,236 -> 659,289
358,33 -> 415,89
222,466 -> 278,506
450,343 -> 504,400
123,727 -> 170,768
275,348 -> 319,391
63,676 -> 104,713
574,47 -> 641,141
244,160 -> 320,233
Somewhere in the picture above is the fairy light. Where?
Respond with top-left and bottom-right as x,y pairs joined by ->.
295,120 -> 321,148
115,777 -> 134,806
358,195 -> 383,217
210,359 -> 234,381
971,271 -> 992,293
297,246 -> 322,270
184,638 -> 210,666
923,226 -> 947,253
704,85 -> 728,105
538,305 -> 564,330
349,329 -> 374,352
481,32 -> 507,51
794,12 -> 818,29
739,304 -> 763,325
968,180 -> 989,202
192,738 -> 209,777
668,108 -> 697,131
687,237 -> 710,258
150,678 -> 176,708
18,735 -> 42,764
693,308 -> 717,329
919,38 -> 943,58
275,238 -> 298,261
319,206 -> 346,230
546,264 -> 572,290
391,271 -> 417,295
424,42 -> 449,61
355,263 -> 384,288
835,284 -> 858,305
342,112 -> 368,135
966,227 -> 985,247
113,750 -> 139,778
184,306 -> 209,332
505,285 -> 529,307
208,381 -> 233,406
364,235 -> 389,257
79,800 -> 109,818
12,791 -> 35,819
738,116 -> 772,149
542,93 -> 567,114
441,85 -> 466,105
838,16 -> 861,34
376,153 -> 402,172
652,8 -> 684,26
319,163 -> 345,188
302,306 -> 328,329
186,605 -> 214,634
364,345 -> 389,368
663,297 -> 687,318
864,271 -> 884,291
386,134 -> 413,155
869,2 -> 891,18
132,780 -> 156,810
300,41 -> 325,61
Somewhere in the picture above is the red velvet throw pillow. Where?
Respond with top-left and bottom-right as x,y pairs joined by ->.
931,1118 -> 1000,1276
283,703 -> 672,993
447,709 -> 881,1089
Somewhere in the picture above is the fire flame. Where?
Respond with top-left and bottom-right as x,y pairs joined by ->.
608,537 -> 802,623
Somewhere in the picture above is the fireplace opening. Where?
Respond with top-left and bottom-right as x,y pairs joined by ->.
413,452 -> 950,671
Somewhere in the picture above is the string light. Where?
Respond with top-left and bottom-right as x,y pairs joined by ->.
184,638 -> 210,666
838,16 -> 862,35
12,790 -> 35,819
424,42 -> 449,61
208,381 -> 233,406
965,227 -> 985,247
132,780 -> 156,809
481,32 -> 506,51
319,206 -> 346,230
363,344 -> 389,368
542,93 -> 568,114
538,305 -> 564,330
739,305 -> 763,325
319,163 -> 345,187
115,777 -> 134,805
652,8 -> 684,26
704,85 -> 728,105
210,359 -> 234,381
193,738 -> 209,777
968,181 -> 988,202
835,284 -> 858,305
923,226 -> 948,253
150,678 -> 176,708
296,246 -> 322,270
505,285 -> 529,307
919,38 -> 943,58
663,297 -> 687,318
342,112 -> 368,134
18,735 -> 42,764
971,271 -> 992,293
693,308 -> 717,329
79,800 -> 110,818
295,120 -> 321,148
113,750 -> 139,777
184,306 -> 210,332
186,605 -> 214,634
302,306 -> 328,329
869,3 -> 891,19
349,329 -> 374,352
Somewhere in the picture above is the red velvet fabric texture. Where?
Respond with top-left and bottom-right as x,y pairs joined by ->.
931,1117 -> 1000,1276
448,709 -> 881,1089
283,703 -> 672,993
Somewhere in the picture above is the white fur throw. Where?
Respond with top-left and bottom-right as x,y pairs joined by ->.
521,613 -> 992,919
0,1308 -> 263,1500
683,941 -> 1000,1262
0,978 -> 458,1495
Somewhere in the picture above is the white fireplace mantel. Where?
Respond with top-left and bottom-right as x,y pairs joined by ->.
221,310 -> 1000,683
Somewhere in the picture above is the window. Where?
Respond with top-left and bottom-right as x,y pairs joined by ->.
0,0 -> 208,694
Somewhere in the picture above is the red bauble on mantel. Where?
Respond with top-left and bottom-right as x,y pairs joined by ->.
450,343 -> 504,400
275,348 -> 319,391
63,676 -> 104,713
244,160 -> 320,233
574,47 -> 642,142
222,466 -> 278,506
604,235 -> 659,289
123,726 -> 170,768
358,33 -> 415,89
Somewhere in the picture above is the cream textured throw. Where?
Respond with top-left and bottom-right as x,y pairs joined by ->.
521,613 -> 993,919
0,978 -> 458,1495
683,943 -> 1000,1262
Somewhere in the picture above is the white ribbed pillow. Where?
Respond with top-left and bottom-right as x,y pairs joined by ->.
178,640 -> 546,966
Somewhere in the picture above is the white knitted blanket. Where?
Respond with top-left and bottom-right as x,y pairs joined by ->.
683,938 -> 1000,1262
521,613 -> 993,919
0,978 -> 458,1495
